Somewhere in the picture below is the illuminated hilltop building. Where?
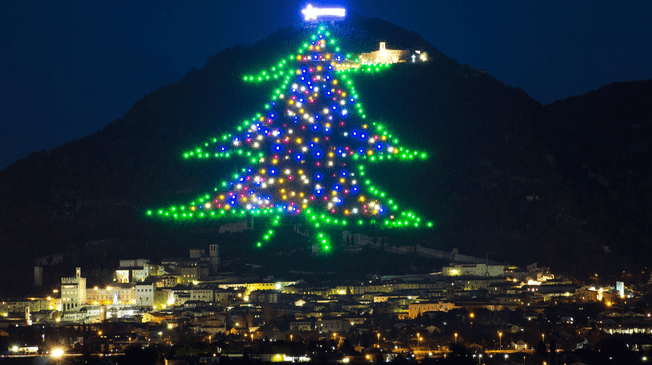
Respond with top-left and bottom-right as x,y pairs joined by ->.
359,42 -> 428,65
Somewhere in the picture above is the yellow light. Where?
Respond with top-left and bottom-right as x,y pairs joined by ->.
51,348 -> 64,358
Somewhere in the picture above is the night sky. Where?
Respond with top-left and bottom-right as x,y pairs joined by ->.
1,1 -> 651,170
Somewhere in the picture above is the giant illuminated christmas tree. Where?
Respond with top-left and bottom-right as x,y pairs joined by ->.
148,23 -> 432,251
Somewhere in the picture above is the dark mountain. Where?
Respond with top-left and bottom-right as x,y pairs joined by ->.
1,16 -> 651,296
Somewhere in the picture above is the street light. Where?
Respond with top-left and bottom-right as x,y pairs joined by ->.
454,333 -> 458,344
499,332 -> 503,350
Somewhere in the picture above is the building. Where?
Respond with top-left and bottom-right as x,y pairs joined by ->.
317,318 -> 350,333
86,284 -> 135,306
290,320 -> 313,331
0,298 -> 51,314
443,263 -> 505,277
358,42 -> 427,65
61,268 -> 86,311
160,245 -> 220,284
135,282 -> 156,307
115,259 -> 160,283
408,302 -> 457,319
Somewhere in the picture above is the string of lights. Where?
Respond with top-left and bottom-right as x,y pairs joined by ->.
148,25 -> 432,251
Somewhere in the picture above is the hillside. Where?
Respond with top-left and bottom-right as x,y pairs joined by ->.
1,16 -> 651,295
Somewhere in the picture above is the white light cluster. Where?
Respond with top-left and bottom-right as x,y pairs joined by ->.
301,4 -> 346,21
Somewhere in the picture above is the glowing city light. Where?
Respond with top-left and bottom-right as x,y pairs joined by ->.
51,348 -> 65,358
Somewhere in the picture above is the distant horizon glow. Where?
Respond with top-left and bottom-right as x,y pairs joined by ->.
301,4 -> 346,21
